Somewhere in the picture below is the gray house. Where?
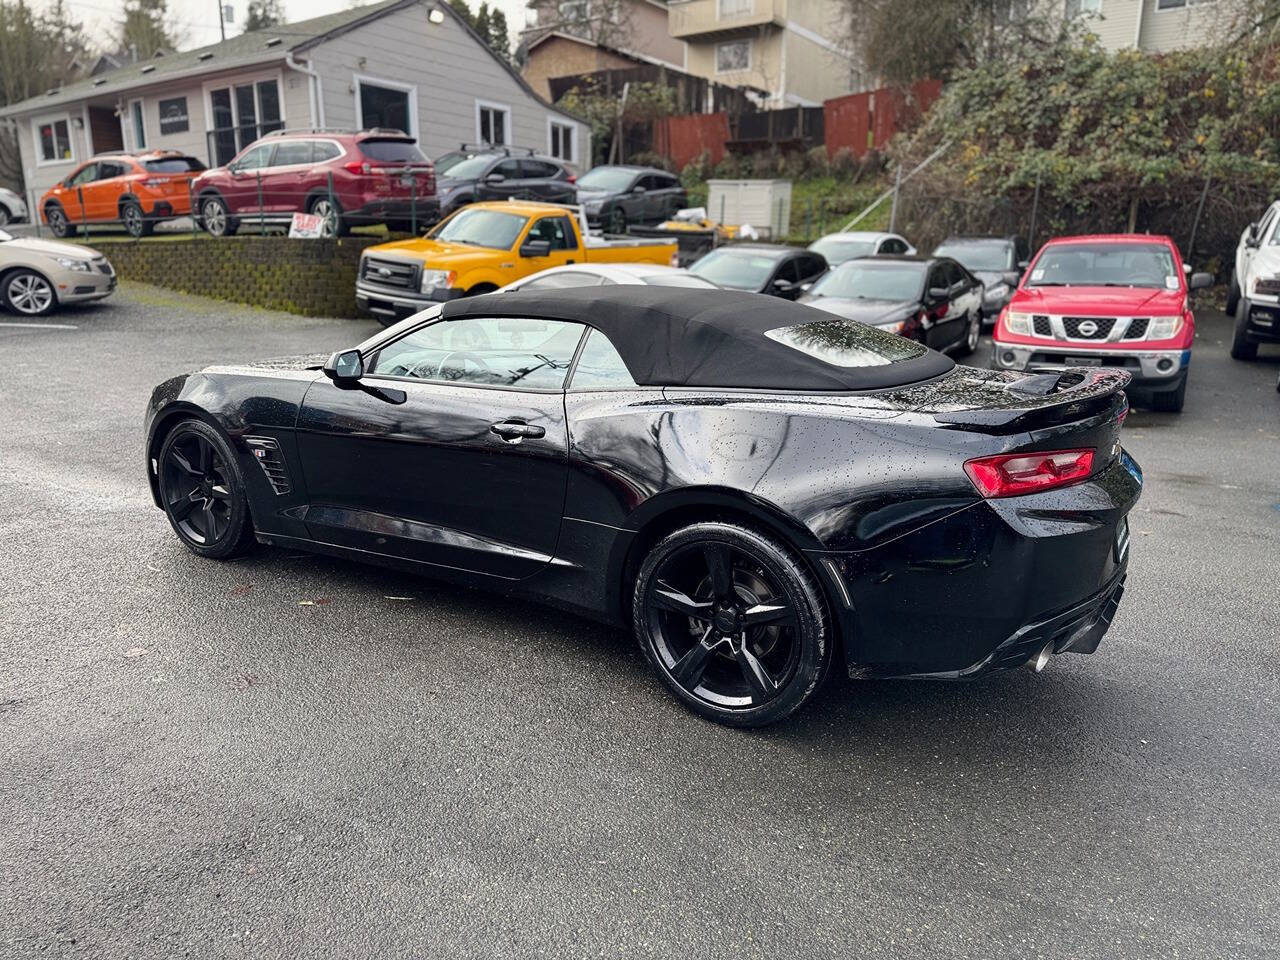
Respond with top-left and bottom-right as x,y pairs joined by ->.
0,0 -> 589,202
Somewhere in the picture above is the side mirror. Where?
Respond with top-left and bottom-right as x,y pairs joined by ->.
323,348 -> 364,384
519,239 -> 552,257
1017,260 -> 1029,270
1189,271 -> 1214,291
484,172 -> 505,183
927,286 -> 949,303
772,278 -> 795,294
632,184 -> 647,194
1001,271 -> 1021,287
1246,222 -> 1260,244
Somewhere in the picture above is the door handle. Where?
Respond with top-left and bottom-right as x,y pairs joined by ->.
490,420 -> 545,442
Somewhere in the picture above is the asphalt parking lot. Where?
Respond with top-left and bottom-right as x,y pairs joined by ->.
2,284 -> 1277,959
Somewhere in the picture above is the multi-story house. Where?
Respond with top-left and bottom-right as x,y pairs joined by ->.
667,0 -> 863,107
1067,0 -> 1243,53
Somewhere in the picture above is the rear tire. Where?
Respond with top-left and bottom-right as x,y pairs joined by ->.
157,419 -> 255,559
309,195 -> 349,237
608,206 -> 627,235
1150,377 -> 1187,413
1230,298 -> 1258,361
121,200 -> 153,238
632,521 -> 831,728
45,204 -> 70,238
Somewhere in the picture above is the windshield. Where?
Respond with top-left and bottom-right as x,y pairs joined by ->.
144,157 -> 205,173
576,167 -> 637,192
1028,242 -> 1179,289
688,249 -> 781,290
809,260 -> 924,301
431,208 -> 528,249
435,152 -> 493,179
360,140 -> 428,163
809,238 -> 876,265
933,241 -> 1012,272
766,318 -> 927,367
639,273 -> 719,289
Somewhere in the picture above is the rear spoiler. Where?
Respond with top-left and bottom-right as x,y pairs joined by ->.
933,368 -> 1131,429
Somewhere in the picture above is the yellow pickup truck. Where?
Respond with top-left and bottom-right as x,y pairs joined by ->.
355,200 -> 679,323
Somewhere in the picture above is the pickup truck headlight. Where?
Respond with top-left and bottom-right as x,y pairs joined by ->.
420,268 -> 455,293
1004,311 -> 1032,334
54,257 -> 91,272
1147,316 -> 1180,339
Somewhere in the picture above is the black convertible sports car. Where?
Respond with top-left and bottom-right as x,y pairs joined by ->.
145,288 -> 1142,727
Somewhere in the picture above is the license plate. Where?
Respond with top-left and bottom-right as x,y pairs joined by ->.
399,174 -> 413,187
1066,356 -> 1103,366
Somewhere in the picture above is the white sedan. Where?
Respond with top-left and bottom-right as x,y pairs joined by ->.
502,262 -> 720,292
808,231 -> 915,267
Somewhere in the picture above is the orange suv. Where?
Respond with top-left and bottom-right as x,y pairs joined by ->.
40,150 -> 206,239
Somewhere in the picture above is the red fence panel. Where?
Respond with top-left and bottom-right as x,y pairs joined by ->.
823,91 -> 873,159
823,80 -> 942,158
655,113 -> 732,170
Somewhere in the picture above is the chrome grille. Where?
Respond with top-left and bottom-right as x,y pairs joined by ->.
362,256 -> 418,290
1063,317 -> 1115,339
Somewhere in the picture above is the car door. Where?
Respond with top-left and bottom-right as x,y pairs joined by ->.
56,162 -> 97,223
293,314 -> 585,579
653,174 -> 685,221
922,262 -> 963,350
521,214 -> 581,270
83,162 -> 126,222
476,158 -> 524,201
795,252 -> 828,292
768,256 -> 803,299
223,142 -> 275,215
523,159 -> 574,202
1241,204 -> 1278,288
261,138 -> 314,213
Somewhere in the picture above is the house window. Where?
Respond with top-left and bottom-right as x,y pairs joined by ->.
130,99 -> 147,150
716,40 -> 751,72
718,0 -> 752,16
35,115 -> 72,164
1155,0 -> 1214,7
357,78 -> 414,136
477,101 -> 510,146
206,77 -> 283,166
549,120 -> 575,162
558,0 -> 588,21
1065,0 -> 1101,13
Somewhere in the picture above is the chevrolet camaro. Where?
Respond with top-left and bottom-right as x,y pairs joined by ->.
145,288 -> 1142,726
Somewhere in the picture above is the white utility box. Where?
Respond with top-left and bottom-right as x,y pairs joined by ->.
706,179 -> 792,239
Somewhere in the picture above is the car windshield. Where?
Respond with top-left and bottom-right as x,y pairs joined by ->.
809,238 -> 876,265
809,260 -> 924,301
435,152 -> 494,179
431,209 -> 528,249
687,249 -> 781,290
1028,242 -> 1179,289
361,139 -> 428,163
144,157 -> 205,173
766,318 -> 928,367
576,167 -> 637,192
639,273 -> 719,289
933,241 -> 1012,272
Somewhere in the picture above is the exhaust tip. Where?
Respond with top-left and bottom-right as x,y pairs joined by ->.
1028,643 -> 1053,673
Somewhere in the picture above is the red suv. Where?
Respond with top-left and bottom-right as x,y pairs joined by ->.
192,129 -> 437,237
992,234 -> 1213,412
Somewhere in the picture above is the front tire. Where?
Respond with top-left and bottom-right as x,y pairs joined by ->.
956,310 -> 981,357
157,419 -> 255,559
3,269 -> 57,316
45,204 -> 70,238
1225,272 -> 1240,316
1230,297 -> 1258,361
0,205 -> 10,227
633,521 -> 831,728
200,196 -> 237,237
1150,376 -> 1187,413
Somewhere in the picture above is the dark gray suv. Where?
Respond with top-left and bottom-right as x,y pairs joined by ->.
575,165 -> 687,234
433,144 -> 576,216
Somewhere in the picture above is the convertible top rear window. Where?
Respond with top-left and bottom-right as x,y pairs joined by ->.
765,319 -> 927,367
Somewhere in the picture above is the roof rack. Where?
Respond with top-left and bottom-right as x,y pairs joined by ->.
457,142 -> 537,157
261,127 -> 410,138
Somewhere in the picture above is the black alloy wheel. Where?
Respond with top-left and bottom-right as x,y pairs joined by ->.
608,206 -> 627,235
634,522 -> 831,727
121,200 -> 152,238
158,420 -> 254,559
958,310 -> 981,357
45,204 -> 70,238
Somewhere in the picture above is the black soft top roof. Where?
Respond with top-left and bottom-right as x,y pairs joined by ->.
441,287 -> 955,391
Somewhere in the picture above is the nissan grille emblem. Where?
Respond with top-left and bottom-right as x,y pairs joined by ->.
1077,319 -> 1099,336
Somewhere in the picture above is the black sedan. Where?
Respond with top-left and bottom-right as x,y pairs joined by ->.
575,165 -> 687,234
799,255 -> 985,356
687,244 -> 828,299
145,288 -> 1141,727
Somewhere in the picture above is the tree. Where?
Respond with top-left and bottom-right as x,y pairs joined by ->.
840,0 -> 1062,87
473,2 -> 492,49
244,0 -> 285,32
487,7 -> 511,63
0,0 -> 89,189
116,0 -> 178,60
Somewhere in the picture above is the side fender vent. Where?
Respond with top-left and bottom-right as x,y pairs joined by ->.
244,436 -> 291,495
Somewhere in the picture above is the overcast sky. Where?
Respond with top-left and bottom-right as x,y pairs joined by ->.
38,0 -> 531,53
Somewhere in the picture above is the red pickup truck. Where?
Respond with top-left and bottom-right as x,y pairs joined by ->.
992,234 -> 1212,412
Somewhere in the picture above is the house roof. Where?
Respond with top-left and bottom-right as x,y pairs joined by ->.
523,29 -> 682,71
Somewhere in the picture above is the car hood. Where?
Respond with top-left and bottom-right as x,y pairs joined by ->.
199,354 -> 330,378
577,189 -> 614,203
798,296 -> 917,325
3,236 -> 100,261
1247,246 -> 1280,279
1011,285 -> 1185,315
363,238 -> 500,267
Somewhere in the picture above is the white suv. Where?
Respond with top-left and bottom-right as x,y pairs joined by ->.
1228,200 -> 1280,360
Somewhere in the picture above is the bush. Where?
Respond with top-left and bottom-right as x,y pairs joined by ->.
629,151 -> 673,172
830,147 -> 858,178
804,146 -> 830,177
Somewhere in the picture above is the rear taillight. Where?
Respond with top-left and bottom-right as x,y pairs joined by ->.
963,449 -> 1095,498
344,160 -> 372,175
566,173 -> 576,183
